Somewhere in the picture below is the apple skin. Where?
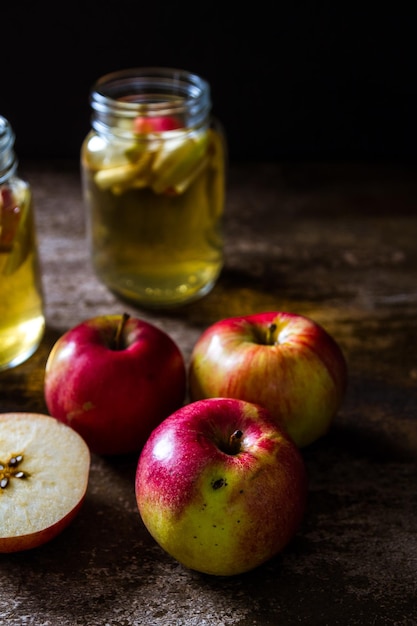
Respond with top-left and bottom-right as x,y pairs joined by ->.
0,500 -> 85,553
44,314 -> 187,455
188,311 -> 347,448
135,397 -> 307,576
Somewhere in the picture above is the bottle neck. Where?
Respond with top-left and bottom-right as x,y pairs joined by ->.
89,67 -> 212,139
0,116 -> 18,184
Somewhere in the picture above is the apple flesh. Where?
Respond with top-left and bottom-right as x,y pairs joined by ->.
0,412 -> 90,553
44,313 -> 187,456
135,397 -> 307,576
189,311 -> 347,448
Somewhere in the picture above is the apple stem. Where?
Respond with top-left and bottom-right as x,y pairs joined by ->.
112,312 -> 130,350
229,429 -> 243,454
267,322 -> 278,345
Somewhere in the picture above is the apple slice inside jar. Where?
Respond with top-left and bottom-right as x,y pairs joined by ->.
0,188 -> 21,252
94,150 -> 153,192
133,115 -> 181,134
0,412 -> 90,553
0,186 -> 33,276
94,114 -> 182,192
93,128 -> 209,196
151,130 -> 209,194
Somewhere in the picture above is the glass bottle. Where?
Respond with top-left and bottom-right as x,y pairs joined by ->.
81,67 -> 226,309
0,115 -> 45,370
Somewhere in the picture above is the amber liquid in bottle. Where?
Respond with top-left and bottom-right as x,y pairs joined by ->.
0,180 -> 44,370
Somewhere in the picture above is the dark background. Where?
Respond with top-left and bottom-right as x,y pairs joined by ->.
2,4 -> 417,163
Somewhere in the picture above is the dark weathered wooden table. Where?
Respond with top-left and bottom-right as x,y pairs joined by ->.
1,160 -> 416,626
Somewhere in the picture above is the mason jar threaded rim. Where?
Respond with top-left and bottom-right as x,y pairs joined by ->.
0,116 -> 18,183
90,67 -> 212,136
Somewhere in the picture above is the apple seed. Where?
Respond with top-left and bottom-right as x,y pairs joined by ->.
0,454 -> 29,490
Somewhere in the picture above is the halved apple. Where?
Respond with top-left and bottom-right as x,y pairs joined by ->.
0,412 -> 90,552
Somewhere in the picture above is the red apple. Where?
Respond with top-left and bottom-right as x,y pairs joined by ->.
0,412 -> 90,553
189,311 -> 347,448
135,397 -> 307,576
44,313 -> 186,455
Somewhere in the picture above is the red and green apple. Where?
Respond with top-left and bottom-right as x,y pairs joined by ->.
44,313 -> 186,455
188,311 -> 347,448
135,397 -> 307,576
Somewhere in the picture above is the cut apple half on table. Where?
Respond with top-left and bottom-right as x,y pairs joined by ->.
0,412 -> 90,553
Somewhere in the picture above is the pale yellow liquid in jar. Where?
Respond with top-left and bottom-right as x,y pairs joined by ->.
0,181 -> 45,370
82,126 -> 225,308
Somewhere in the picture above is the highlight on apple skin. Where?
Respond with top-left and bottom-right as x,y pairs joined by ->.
44,313 -> 187,456
0,412 -> 90,553
188,311 -> 348,448
135,397 -> 308,577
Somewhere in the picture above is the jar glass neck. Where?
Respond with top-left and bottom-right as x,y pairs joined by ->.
89,67 -> 212,136
0,116 -> 18,184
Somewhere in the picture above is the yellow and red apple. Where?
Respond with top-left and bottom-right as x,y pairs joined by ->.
44,313 -> 186,455
189,311 -> 347,448
135,397 -> 307,576
0,412 -> 90,553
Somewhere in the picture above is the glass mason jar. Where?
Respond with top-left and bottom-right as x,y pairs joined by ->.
81,67 -> 226,309
0,116 -> 45,370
